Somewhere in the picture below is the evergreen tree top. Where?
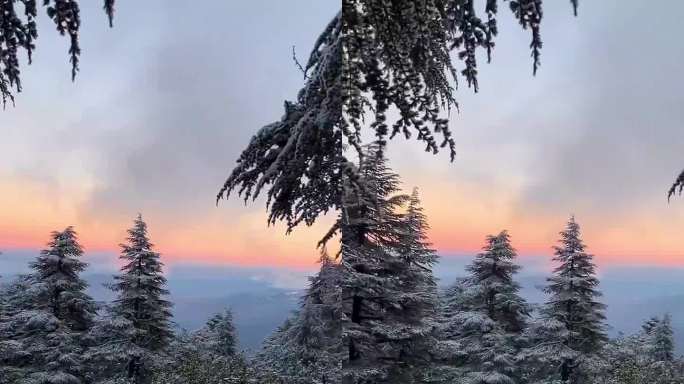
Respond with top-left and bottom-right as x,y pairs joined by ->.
467,230 -> 520,283
196,308 -> 238,357
553,216 -> 587,255
406,188 -> 430,238
120,214 -> 155,252
31,226 -> 88,280
550,216 -> 600,284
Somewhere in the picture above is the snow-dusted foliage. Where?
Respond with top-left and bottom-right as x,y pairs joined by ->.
340,148 -> 440,383
217,12 -> 345,231
151,310 -> 251,384
0,0 -> 116,106
596,315 -> 684,383
219,0 -> 579,231
255,252 -> 343,383
526,216 -> 607,383
438,231 -> 530,383
87,215 -> 173,384
192,308 -> 238,358
0,227 -> 97,383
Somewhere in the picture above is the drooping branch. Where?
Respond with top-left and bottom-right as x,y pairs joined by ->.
0,0 -> 116,106
668,169 -> 684,201
220,1 -> 579,231
217,13 -> 345,231
104,0 -> 116,27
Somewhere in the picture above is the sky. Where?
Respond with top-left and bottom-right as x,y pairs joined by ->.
2,0 -> 684,281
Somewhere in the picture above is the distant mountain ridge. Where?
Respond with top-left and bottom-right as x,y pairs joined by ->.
3,255 -> 684,354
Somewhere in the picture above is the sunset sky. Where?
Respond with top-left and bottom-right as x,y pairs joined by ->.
2,0 -> 684,276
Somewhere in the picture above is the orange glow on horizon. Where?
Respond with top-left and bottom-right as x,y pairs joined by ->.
3,172 -> 684,269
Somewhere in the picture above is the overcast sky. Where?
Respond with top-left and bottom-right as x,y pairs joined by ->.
2,1 -> 684,275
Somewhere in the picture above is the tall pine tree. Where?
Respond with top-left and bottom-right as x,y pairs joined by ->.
193,308 -> 238,358
440,231 -> 530,384
529,216 -> 607,383
88,214 -> 173,384
256,252 -> 343,384
648,314 -> 675,363
341,147 -> 439,383
0,227 -> 97,383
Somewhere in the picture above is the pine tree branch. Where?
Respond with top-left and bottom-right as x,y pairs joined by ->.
0,0 -> 116,106
667,169 -> 684,201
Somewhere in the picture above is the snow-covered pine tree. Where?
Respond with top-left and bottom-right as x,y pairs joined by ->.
0,0 -> 116,106
219,1 -> 580,232
646,314 -> 674,363
599,315 -> 683,383
340,147 -> 439,383
88,214 -> 173,384
254,317 -> 302,381
440,231 -> 530,384
151,309 -> 252,384
529,216 -> 607,383
641,316 -> 661,334
0,227 -> 97,384
255,251 -> 343,384
192,308 -> 238,358
0,276 -> 35,383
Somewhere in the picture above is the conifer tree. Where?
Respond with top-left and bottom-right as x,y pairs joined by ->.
0,0 -> 116,106
219,0 -> 580,231
441,231 -> 530,384
600,315 -> 683,383
256,252 -> 343,384
340,147 -> 440,383
193,308 -> 238,358
648,314 -> 674,363
0,276 -> 35,383
151,309 -> 251,384
0,227 -> 97,383
88,214 -> 173,384
529,216 -> 607,383
642,316 -> 661,334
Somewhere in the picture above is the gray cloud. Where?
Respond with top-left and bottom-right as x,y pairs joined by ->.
1,1 -> 338,224
78,1 -> 339,221
4,0 -> 683,241
518,1 -> 684,212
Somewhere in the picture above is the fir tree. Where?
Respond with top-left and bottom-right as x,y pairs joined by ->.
256,252 -> 343,384
530,216 -> 607,383
600,316 -> 683,384
88,214 -> 173,384
340,148 -> 439,383
219,0 -> 580,231
441,231 -> 530,384
642,316 -> 661,334
152,310 -> 250,384
0,0 -> 116,106
0,227 -> 97,383
647,314 -> 674,363
193,308 -> 238,358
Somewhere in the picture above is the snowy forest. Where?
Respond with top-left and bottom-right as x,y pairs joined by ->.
2,0 -> 684,383
2,163 -> 684,383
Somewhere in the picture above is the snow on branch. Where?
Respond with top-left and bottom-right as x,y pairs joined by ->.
0,0 -> 116,106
